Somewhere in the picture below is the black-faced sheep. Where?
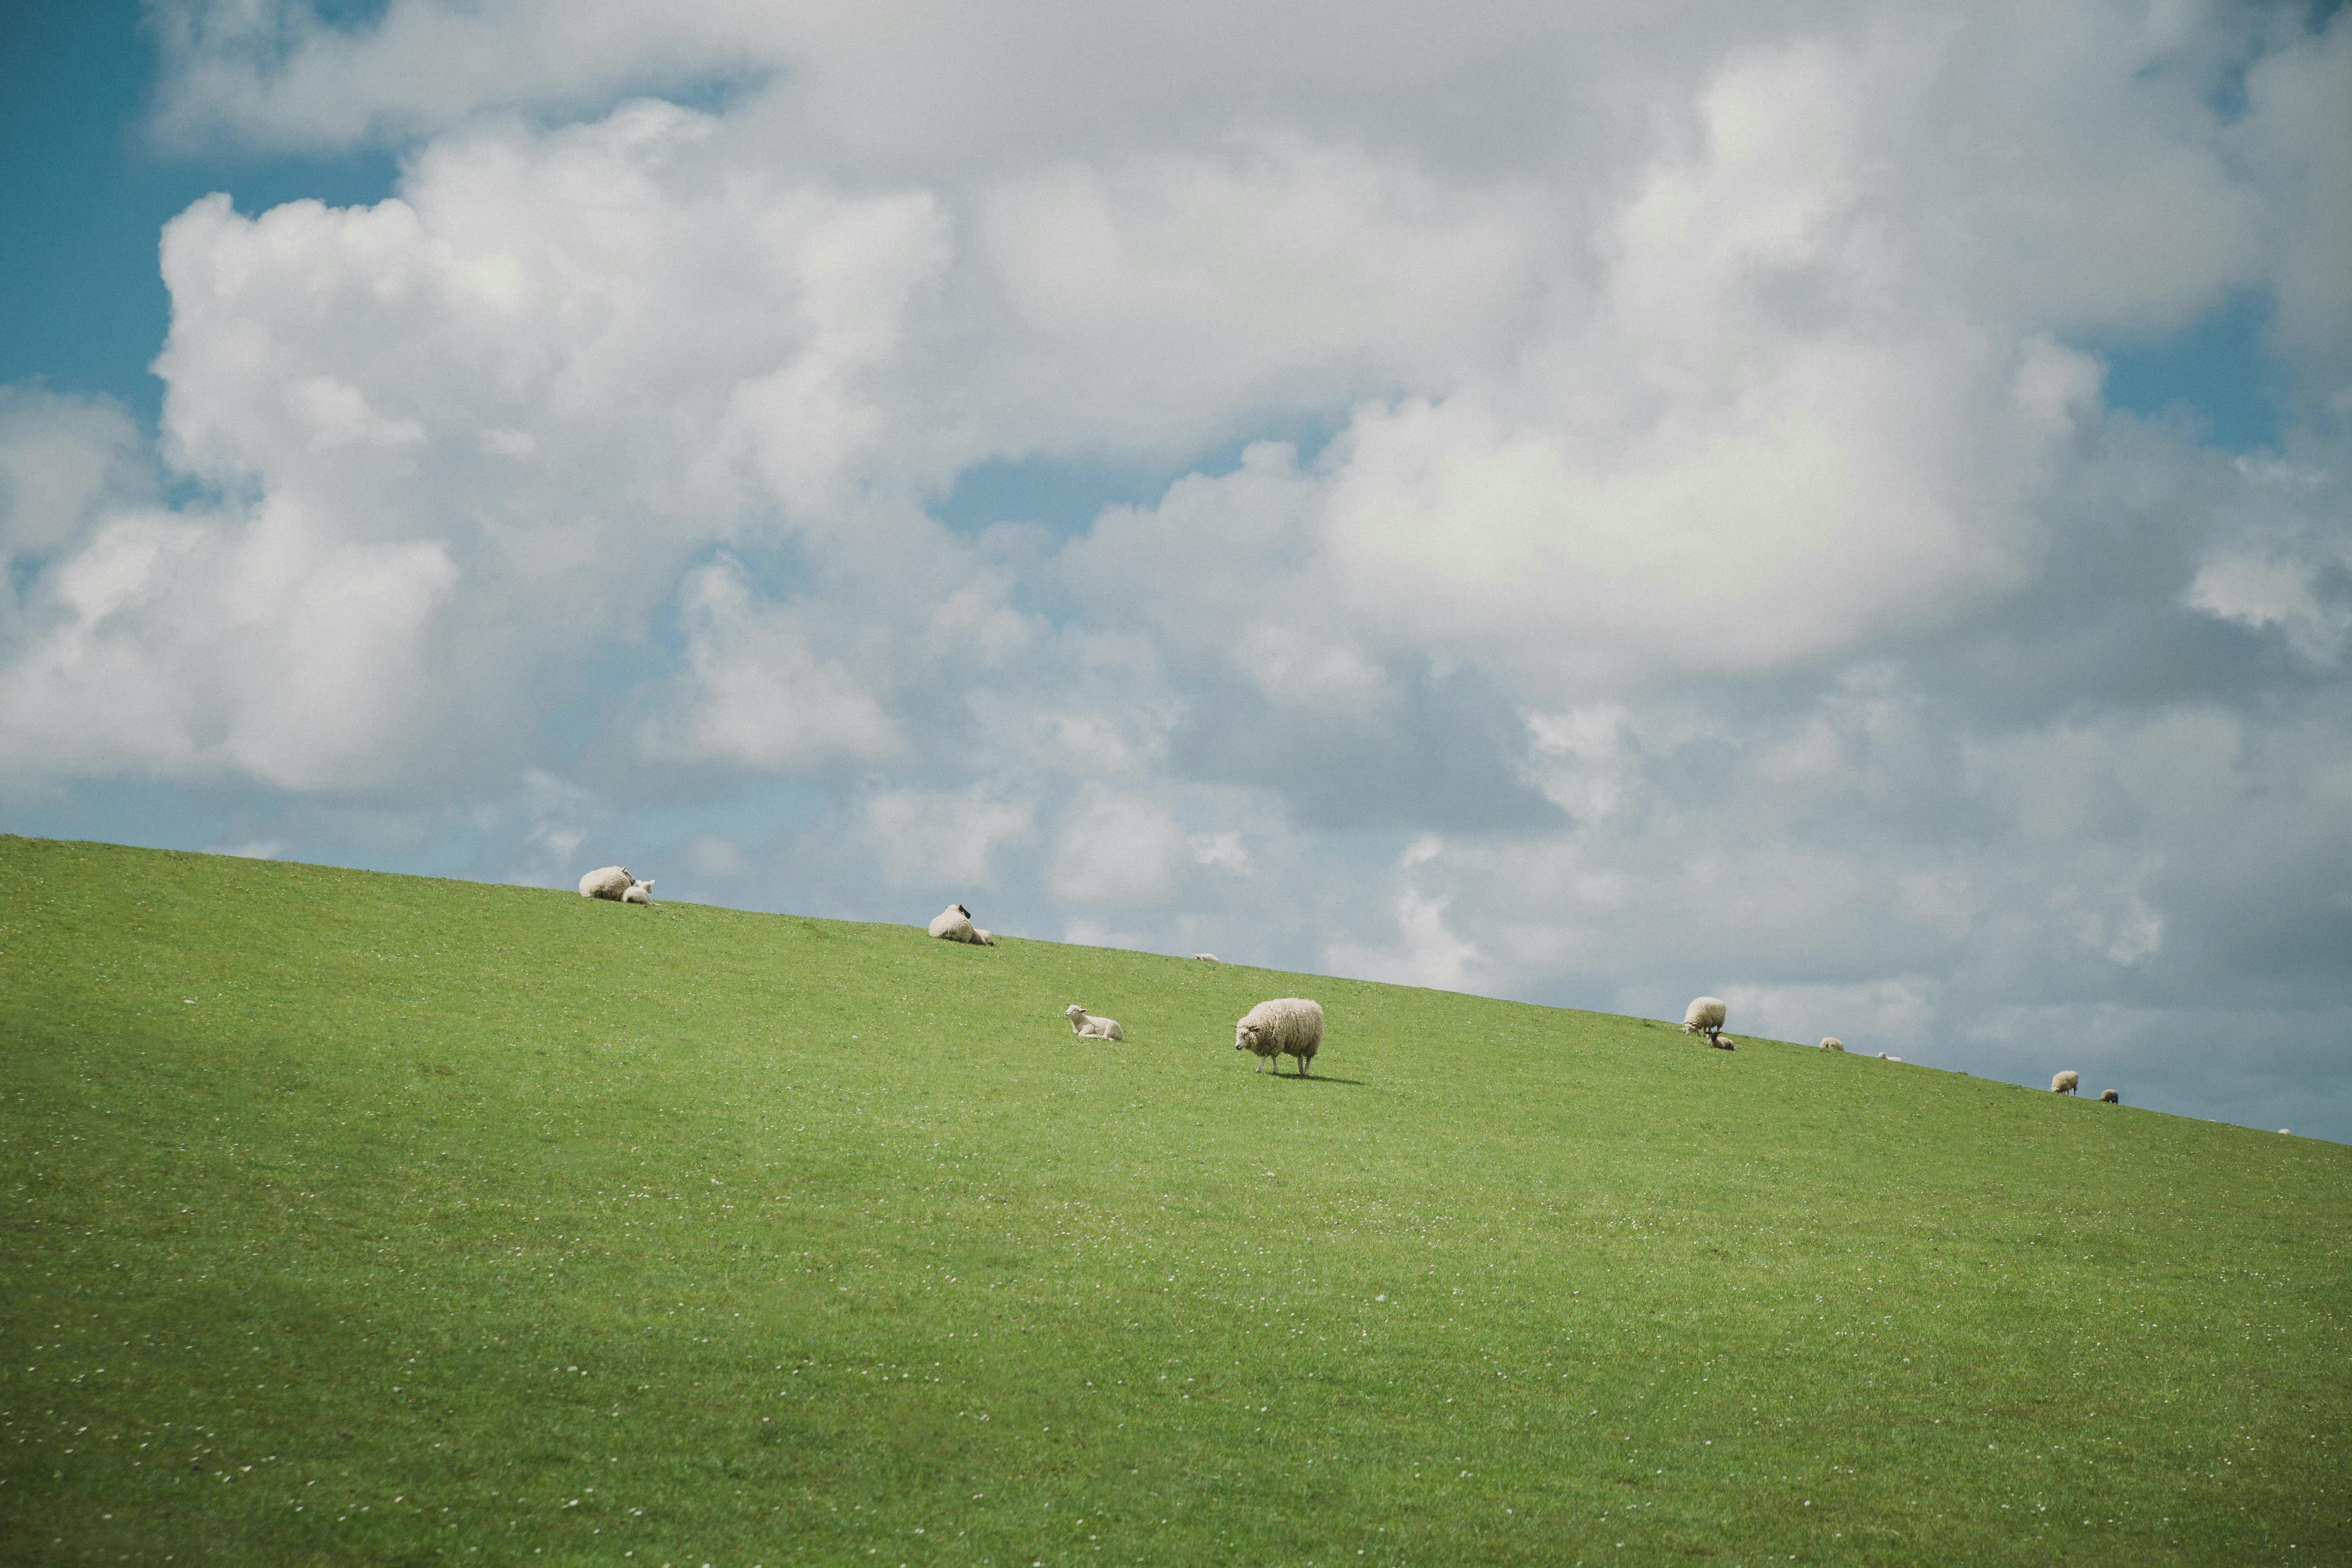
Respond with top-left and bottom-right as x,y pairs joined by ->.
2099,1088 -> 2120,1104
1065,1004 -> 1125,1042
1235,998 -> 1323,1076
579,865 -> 633,900
928,903 -> 997,946
1682,996 -> 1727,1046
2052,1070 -> 2080,1095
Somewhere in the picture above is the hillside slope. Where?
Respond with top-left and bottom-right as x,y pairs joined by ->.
2,836 -> 2345,1566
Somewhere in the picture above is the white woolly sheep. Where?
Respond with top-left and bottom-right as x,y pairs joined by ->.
927,904 -> 997,946
1193,954 -> 1219,963
1235,998 -> 1323,1076
1065,1004 -> 1125,1042
2052,1070 -> 2080,1095
579,865 -> 633,900
620,878 -> 655,904
2099,1088 -> 2120,1104
1821,1037 -> 1845,1052
1682,996 -> 1727,1046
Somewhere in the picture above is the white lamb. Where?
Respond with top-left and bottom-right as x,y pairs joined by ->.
578,865 -> 633,900
2052,1070 -> 2080,1095
620,878 -> 654,904
1193,954 -> 1219,963
1821,1037 -> 1845,1052
1682,997 -> 1730,1049
1235,998 -> 1323,1076
927,904 -> 997,946
1065,1004 -> 1125,1042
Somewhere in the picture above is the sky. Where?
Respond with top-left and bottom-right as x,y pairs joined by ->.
2,0 -> 2347,1140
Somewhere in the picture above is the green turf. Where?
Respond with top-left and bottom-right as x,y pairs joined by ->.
2,835 -> 2345,1566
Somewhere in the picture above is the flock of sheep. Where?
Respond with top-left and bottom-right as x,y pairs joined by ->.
582,873 -> 2119,1101
1690,994 -> 2123,1104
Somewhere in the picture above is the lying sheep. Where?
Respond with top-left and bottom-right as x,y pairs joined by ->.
1065,1004 -> 1125,1042
1236,998 -> 1323,1076
620,878 -> 655,904
1193,954 -> 1219,963
2052,1070 -> 2080,1095
2099,1088 -> 2120,1104
579,865 -> 633,900
927,903 -> 997,946
1821,1037 -> 1845,1052
1682,996 -> 1727,1047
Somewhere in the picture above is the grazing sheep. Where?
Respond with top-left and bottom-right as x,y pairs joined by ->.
1821,1037 -> 1845,1052
1193,954 -> 1219,963
928,904 -> 997,946
2052,1070 -> 2080,1095
1235,998 -> 1323,1076
1064,1004 -> 1125,1042
1682,996 -> 1727,1045
2099,1088 -> 2120,1104
578,865 -> 633,900
620,878 -> 655,904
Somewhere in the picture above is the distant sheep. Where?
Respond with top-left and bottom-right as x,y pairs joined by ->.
620,878 -> 654,904
1682,997 -> 1727,1047
1236,998 -> 1323,1076
1193,954 -> 1219,963
2052,1070 -> 2080,1095
928,904 -> 997,946
579,865 -> 633,900
1821,1037 -> 1845,1052
2099,1088 -> 2120,1104
1064,1004 -> 1125,1042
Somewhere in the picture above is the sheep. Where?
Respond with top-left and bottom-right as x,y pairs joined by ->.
620,878 -> 655,904
1682,996 -> 1727,1046
1065,1004 -> 1125,1042
1193,954 -> 1220,963
1821,1037 -> 1845,1052
578,865 -> 633,900
2051,1070 -> 2080,1095
1235,998 -> 1323,1076
927,903 -> 997,946
2099,1088 -> 2120,1104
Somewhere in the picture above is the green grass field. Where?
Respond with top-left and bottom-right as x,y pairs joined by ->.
3,836 -> 2346,1566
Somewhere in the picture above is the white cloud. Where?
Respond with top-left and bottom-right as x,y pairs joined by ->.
867,785 -> 1032,888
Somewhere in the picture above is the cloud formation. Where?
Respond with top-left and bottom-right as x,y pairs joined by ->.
4,0 -> 2347,1138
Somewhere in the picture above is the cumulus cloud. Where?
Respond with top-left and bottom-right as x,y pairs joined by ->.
1,0 -> 2343,1138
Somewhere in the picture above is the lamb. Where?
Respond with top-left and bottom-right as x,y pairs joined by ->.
1064,1004 -> 1125,1042
578,865 -> 633,900
1682,996 -> 1728,1047
620,878 -> 655,904
2052,1070 -> 2080,1095
2099,1088 -> 2120,1104
927,903 -> 997,946
1821,1037 -> 1845,1052
1235,998 -> 1323,1076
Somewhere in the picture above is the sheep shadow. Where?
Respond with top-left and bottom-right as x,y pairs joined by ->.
1265,1072 -> 1368,1087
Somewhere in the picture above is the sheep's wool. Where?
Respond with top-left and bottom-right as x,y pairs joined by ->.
579,866 -> 633,900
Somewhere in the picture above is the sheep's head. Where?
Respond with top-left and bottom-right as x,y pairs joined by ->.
1065,1004 -> 1089,1021
951,903 -> 971,917
1234,1022 -> 1259,1051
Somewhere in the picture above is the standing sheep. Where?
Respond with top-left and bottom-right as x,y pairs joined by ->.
2052,1070 -> 2080,1095
928,904 -> 997,946
1821,1037 -> 1845,1052
2099,1088 -> 2120,1104
1235,998 -> 1323,1076
1064,1004 -> 1125,1042
578,865 -> 634,900
1682,997 -> 1728,1047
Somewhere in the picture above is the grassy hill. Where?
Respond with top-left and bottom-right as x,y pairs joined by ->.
2,835 -> 2345,1566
